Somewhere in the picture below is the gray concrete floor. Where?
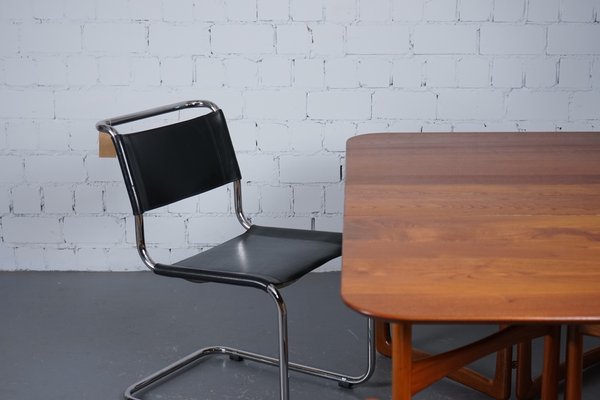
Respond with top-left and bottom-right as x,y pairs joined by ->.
1,271 -> 598,400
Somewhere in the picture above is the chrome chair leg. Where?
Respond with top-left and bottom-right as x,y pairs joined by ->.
124,284 -> 376,400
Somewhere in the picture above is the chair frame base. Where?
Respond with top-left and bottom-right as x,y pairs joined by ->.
125,284 -> 376,400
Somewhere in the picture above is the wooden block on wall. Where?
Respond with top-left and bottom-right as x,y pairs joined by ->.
99,132 -> 116,158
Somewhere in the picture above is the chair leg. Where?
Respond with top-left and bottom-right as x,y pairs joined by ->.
124,283 -> 376,400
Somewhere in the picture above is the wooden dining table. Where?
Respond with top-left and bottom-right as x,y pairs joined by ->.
340,132 -> 600,399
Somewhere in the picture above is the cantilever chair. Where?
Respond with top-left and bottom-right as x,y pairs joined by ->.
96,100 -> 375,400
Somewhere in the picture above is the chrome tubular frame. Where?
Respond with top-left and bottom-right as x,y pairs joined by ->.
125,283 -> 376,400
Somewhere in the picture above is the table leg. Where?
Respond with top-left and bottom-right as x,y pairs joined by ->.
540,326 -> 560,400
391,323 -> 413,400
565,325 -> 583,400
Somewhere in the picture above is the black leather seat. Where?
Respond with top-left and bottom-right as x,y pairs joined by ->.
96,100 -> 374,400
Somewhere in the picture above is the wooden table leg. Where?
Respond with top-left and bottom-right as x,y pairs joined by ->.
392,323 -> 413,400
565,325 -> 583,400
540,326 -> 560,400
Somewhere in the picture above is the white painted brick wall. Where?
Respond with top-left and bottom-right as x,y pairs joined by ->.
0,0 -> 598,271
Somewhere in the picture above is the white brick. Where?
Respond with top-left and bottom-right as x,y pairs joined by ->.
12,185 -> 41,214
289,121 -> 324,152
481,25 -> 546,54
257,122 -> 291,152
3,217 -> 62,244
0,89 -> 54,119
393,58 -> 424,88
276,24 -> 311,54
259,58 -> 292,87
492,58 -> 523,88
294,185 -> 323,213
62,0 -> 98,21
43,247 -> 78,270
414,25 -> 477,55
98,56 -> 131,85
66,56 -> 98,86
149,24 -> 210,56
85,155 -> 123,182
228,120 -> 257,152
373,90 -> 437,119
70,120 -> 98,152
161,57 -> 194,86
83,23 -> 147,54
224,58 -> 258,87
63,216 -> 123,244
359,0 -> 392,22
572,91 -> 600,119
73,248 -> 110,271
492,0 -> 525,21
560,0 -> 596,22
244,90 -> 306,120
260,185 -> 292,213
423,0 -> 457,21
290,0 -> 323,21
258,0 -> 289,20
0,156 -> 24,183
195,58 -> 226,88
559,57 -> 592,88
528,0 -> 559,22
458,0 -> 492,21
225,0 -> 257,21
103,183 -> 131,214
212,24 -> 274,54
21,22 -> 81,53
0,245 -> 18,270
325,58 -> 358,88
506,91 -> 570,120
593,58 -> 600,88
162,1 -> 195,22
392,0 -> 424,21
43,185 -> 74,214
131,57 -> 160,86
194,0 -> 227,21
424,57 -> 456,87
0,0 -> 29,19
358,58 -> 391,88
456,57 -> 490,87
75,185 -> 104,214
524,58 -> 558,88
324,0 -> 357,22
237,153 -> 278,183
198,185 -> 230,213
4,57 -> 37,86
323,121 -> 356,151
6,120 -> 38,150
187,216 -> 245,244
31,0 -> 63,21
324,183 -> 344,214
140,216 -> 186,245
548,25 -> 600,54
0,187 -> 10,213
36,56 -> 68,86
14,247 -> 44,270
106,246 -> 145,270
249,215 -> 307,229
310,23 -> 345,56
280,155 -> 340,183
25,155 -> 86,183
437,89 -> 505,120
307,91 -> 371,120
347,25 -> 410,55
293,58 -> 324,87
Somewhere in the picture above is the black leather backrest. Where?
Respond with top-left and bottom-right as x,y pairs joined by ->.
118,109 -> 241,214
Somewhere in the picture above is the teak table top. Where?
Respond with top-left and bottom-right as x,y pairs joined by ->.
341,132 -> 600,324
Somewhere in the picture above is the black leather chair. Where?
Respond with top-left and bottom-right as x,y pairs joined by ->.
96,100 -> 375,400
